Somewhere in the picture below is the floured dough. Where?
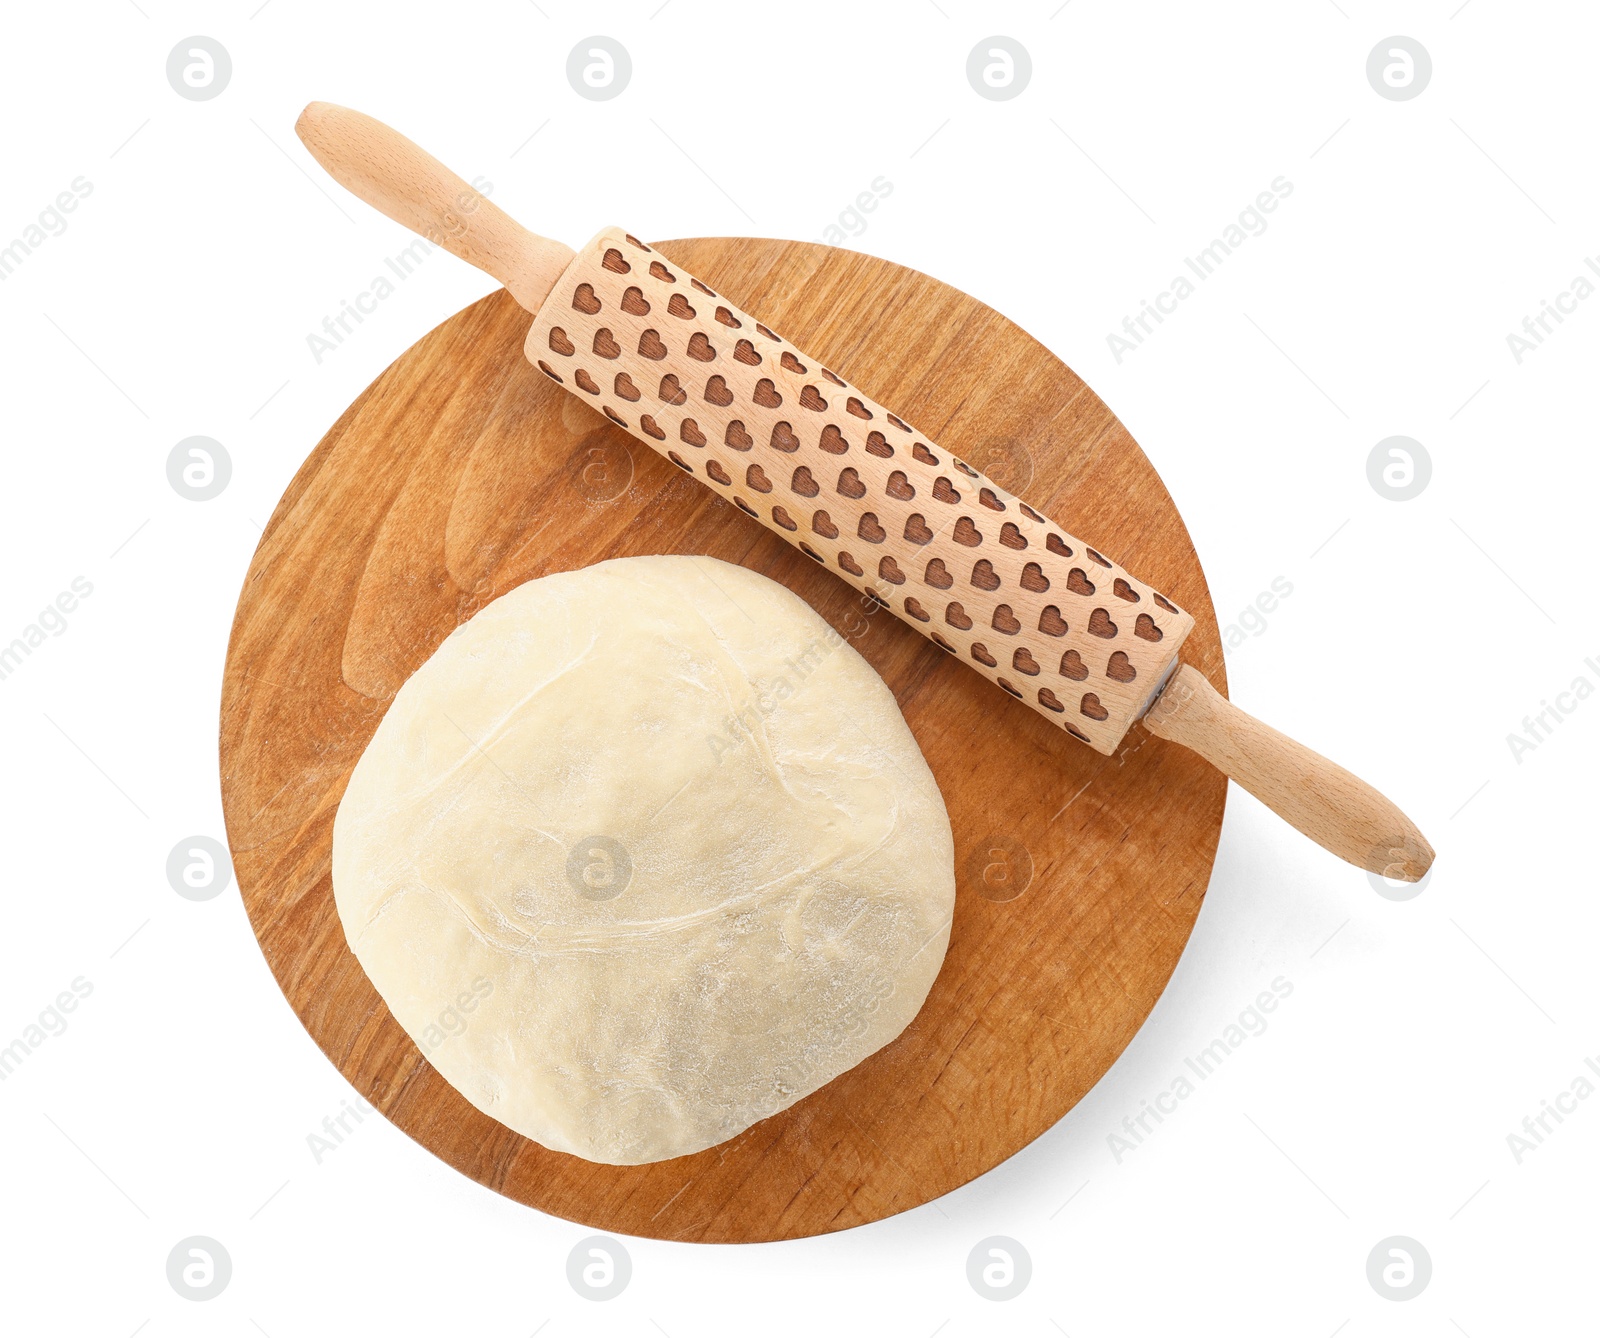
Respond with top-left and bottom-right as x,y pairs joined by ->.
332,555 -> 955,1164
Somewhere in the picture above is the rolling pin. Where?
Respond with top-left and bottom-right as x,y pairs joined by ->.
294,102 -> 1434,883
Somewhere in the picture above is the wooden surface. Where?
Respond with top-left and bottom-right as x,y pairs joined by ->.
220,237 -> 1228,1243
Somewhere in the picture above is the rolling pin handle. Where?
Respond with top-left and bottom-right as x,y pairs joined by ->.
294,102 -> 575,315
1143,665 -> 1435,882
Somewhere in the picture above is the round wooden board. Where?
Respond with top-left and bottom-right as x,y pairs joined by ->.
220,238 -> 1227,1244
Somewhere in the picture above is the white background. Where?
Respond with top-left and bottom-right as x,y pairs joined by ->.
2,1 -> 1595,1334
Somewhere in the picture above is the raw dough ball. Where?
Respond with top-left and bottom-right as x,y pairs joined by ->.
332,555 -> 955,1164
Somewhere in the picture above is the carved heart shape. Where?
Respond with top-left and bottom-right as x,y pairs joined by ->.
666,450 -> 695,475
886,470 -> 915,500
658,373 -> 687,405
999,522 -> 1027,550
536,360 -> 562,383
878,556 -> 905,585
1020,562 -> 1049,592
769,421 -> 799,452
1046,533 -> 1074,558
592,328 -> 621,359
753,378 -> 783,408
1067,568 -> 1096,596
771,505 -> 798,531
548,327 -> 574,355
780,351 -> 807,374
733,339 -> 761,366
838,551 -> 864,576
970,642 -> 997,667
1087,608 -> 1118,638
746,463 -> 773,493
799,543 -> 823,563
932,477 -> 961,504
953,517 -> 983,547
887,412 -> 910,431
979,487 -> 1006,512
715,306 -> 741,328
791,466 -> 819,497
637,329 -> 668,360
602,247 -> 631,274
1038,687 -> 1065,713
857,512 -> 886,543
944,602 -> 973,630
912,443 -> 939,466
1059,649 -> 1088,680
704,375 -> 734,406
572,283 -> 602,314
997,678 -> 1023,699
624,233 -> 651,251
1013,648 -> 1040,675
613,373 -> 641,402
601,400 -> 624,424
991,605 -> 1021,635
1106,651 -> 1137,682
706,459 -> 731,485
931,633 -> 956,653
691,277 -> 715,296
735,498 -> 758,517
811,509 -> 839,538
904,514 -> 934,545
836,467 -> 866,498
865,431 -> 893,458
970,559 -> 1000,591
1038,605 -> 1068,637
1080,693 -> 1109,721
819,424 -> 849,454
621,286 -> 650,315
903,596 -> 930,622
639,415 -> 666,440
667,293 -> 696,320
574,368 -> 600,395
1135,614 -> 1163,642
1154,593 -> 1181,614
649,259 -> 675,283
846,396 -> 872,420
800,385 -> 828,412
680,418 -> 706,446
725,421 -> 753,450
823,368 -> 847,387
923,558 -> 953,589
1086,548 -> 1112,567
686,332 -> 716,361
1113,578 -> 1139,603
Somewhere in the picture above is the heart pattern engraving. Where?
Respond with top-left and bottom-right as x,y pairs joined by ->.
530,228 -> 1194,755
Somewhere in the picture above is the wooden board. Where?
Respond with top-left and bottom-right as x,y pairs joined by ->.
220,238 -> 1228,1243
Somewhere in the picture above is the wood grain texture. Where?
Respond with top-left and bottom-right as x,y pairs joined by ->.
220,238 -> 1228,1243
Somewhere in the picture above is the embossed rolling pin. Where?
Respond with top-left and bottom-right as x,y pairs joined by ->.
294,102 -> 1433,882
